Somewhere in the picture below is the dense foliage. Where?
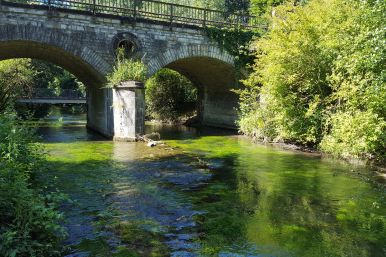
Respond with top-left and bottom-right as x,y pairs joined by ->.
0,59 -> 36,111
145,69 -> 197,122
0,112 -> 66,257
162,0 -> 249,13
205,26 -> 257,72
0,59 -> 85,112
30,59 -> 86,97
0,58 -> 74,257
249,0 -> 284,15
249,0 -> 309,16
239,0 -> 386,162
107,57 -> 148,85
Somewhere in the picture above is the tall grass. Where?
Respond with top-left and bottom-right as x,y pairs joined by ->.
0,111 -> 66,257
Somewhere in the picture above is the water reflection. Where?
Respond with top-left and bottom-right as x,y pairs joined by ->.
29,105 -> 385,257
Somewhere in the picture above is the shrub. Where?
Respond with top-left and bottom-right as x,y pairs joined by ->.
0,111 -> 66,257
239,0 -> 385,161
320,111 -> 386,161
0,59 -> 36,111
107,58 -> 148,85
145,69 -> 197,122
0,59 -> 85,110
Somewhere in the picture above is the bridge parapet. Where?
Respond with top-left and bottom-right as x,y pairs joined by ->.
1,0 -> 260,29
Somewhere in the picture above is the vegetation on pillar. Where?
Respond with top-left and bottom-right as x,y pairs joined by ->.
107,60 -> 148,85
238,0 -> 386,163
106,49 -> 148,86
145,69 -> 197,123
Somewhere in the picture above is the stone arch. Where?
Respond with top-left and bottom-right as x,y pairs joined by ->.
146,44 -> 238,129
0,23 -> 111,87
0,23 -> 115,137
146,44 -> 234,76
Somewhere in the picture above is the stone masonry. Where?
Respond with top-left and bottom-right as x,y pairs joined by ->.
0,2 -> 239,138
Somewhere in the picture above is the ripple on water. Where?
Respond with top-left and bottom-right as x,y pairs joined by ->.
34,107 -> 386,257
107,158 -> 213,254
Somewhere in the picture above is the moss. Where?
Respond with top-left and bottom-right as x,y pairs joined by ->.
112,221 -> 169,257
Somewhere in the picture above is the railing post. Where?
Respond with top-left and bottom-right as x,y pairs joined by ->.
93,0 -> 96,15
203,8 -> 207,27
134,0 -> 137,21
169,4 -> 173,29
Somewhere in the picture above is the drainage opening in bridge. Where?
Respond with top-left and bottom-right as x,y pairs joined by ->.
0,58 -> 88,126
145,68 -> 199,126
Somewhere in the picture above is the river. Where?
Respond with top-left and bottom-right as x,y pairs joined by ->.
28,105 -> 386,257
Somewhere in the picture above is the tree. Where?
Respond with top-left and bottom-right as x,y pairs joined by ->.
30,60 -> 86,97
239,0 -> 386,162
0,58 -> 86,111
145,69 -> 197,122
249,0 -> 285,16
0,59 -> 36,112
225,0 -> 250,14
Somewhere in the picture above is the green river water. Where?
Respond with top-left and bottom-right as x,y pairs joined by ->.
31,105 -> 385,257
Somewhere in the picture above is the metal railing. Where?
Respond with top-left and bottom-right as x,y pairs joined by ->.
2,0 -> 260,29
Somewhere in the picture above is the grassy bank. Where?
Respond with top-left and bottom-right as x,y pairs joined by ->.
0,111 -> 66,257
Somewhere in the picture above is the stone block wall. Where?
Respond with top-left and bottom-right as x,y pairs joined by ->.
0,2 -> 239,136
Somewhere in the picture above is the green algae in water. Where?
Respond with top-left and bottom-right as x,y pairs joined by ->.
75,238 -> 141,257
113,221 -> 169,257
36,107 -> 386,257
43,141 -> 173,256
166,136 -> 386,257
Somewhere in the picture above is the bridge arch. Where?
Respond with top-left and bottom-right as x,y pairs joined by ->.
0,24 -> 115,137
147,44 -> 234,76
147,45 -> 238,128
0,24 -> 110,87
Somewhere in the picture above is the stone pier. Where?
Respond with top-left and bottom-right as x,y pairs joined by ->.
112,82 -> 145,141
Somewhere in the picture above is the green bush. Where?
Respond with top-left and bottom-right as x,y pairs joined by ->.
320,111 -> 386,161
145,69 -> 197,122
0,58 -> 86,110
0,59 -> 36,112
107,58 -> 148,85
239,0 -> 385,161
0,111 -> 66,257
30,59 -> 86,97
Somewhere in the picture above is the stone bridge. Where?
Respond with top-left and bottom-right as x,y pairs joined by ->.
0,0 -> 256,140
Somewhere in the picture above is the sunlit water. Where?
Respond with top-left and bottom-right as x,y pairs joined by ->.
28,105 -> 386,257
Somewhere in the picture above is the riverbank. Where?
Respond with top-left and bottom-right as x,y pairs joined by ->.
148,117 -> 386,181
0,111 -> 66,257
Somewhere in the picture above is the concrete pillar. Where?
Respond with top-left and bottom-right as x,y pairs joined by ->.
202,88 -> 238,129
112,81 -> 145,141
87,86 -> 113,138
